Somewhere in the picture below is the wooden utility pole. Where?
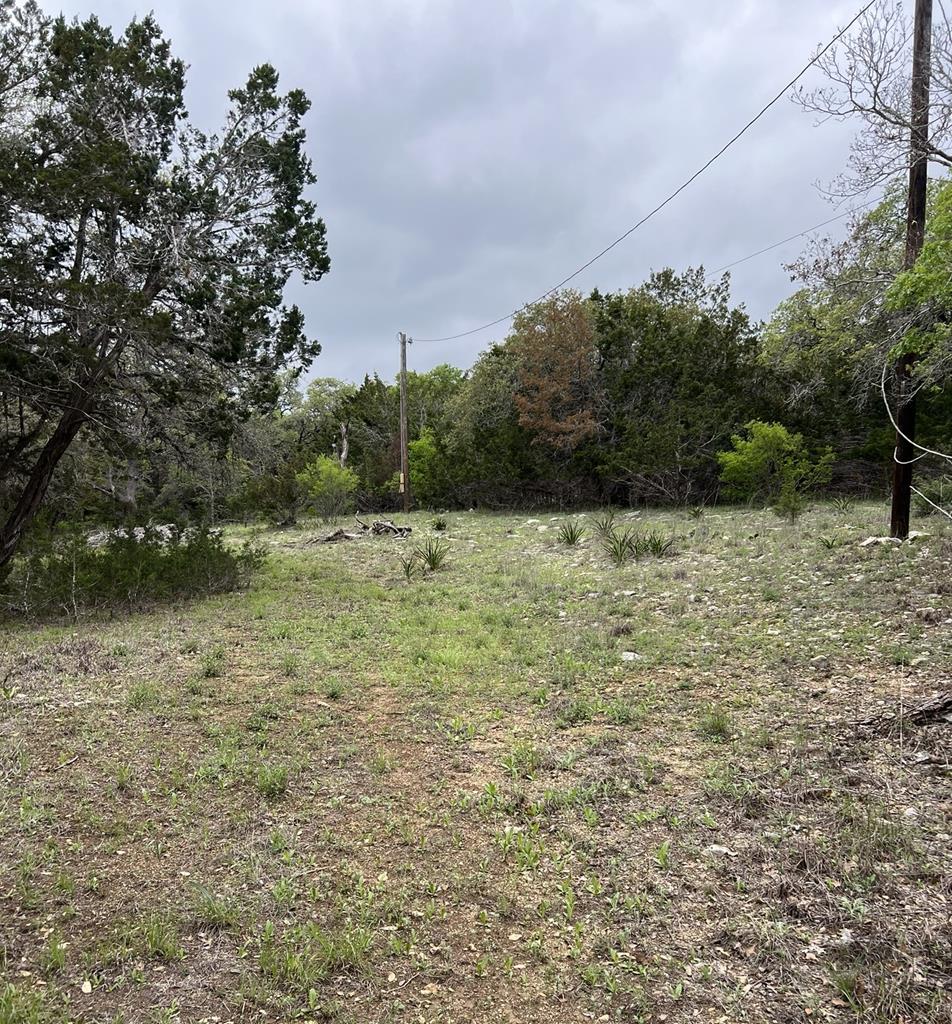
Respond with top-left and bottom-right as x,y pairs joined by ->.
398,332 -> 411,513
891,0 -> 932,539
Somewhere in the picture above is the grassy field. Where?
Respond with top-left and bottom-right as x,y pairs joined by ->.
1,504 -> 950,1024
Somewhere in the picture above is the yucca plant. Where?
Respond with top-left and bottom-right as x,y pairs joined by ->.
830,496 -> 855,514
639,529 -> 675,558
558,520 -> 585,546
603,526 -> 637,565
414,537 -> 450,572
399,553 -> 419,581
688,505 -> 705,520
431,515 -> 448,532
593,509 -> 617,537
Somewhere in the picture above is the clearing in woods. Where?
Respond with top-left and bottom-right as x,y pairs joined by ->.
1,505 -> 950,1023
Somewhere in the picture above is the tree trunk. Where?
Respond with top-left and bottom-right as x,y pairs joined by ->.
0,401 -> 90,571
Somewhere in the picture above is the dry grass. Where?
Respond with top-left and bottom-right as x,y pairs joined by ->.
1,504 -> 950,1023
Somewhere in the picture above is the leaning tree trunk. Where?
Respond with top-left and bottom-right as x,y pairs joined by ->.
0,402 -> 89,572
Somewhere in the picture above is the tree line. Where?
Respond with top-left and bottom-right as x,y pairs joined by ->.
2,0 -> 952,574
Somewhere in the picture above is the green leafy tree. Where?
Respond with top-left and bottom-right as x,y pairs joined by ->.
296,456 -> 357,522
0,4 -> 329,569
886,179 -> 952,387
591,269 -> 763,504
445,344 -> 541,505
717,421 -> 834,521
408,428 -> 453,507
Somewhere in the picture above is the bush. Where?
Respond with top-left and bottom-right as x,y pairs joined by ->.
296,456 -> 358,522
2,524 -> 264,619
717,421 -> 833,522
913,475 -> 952,517
408,428 -> 454,507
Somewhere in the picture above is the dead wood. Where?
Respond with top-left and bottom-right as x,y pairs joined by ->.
855,691 -> 952,733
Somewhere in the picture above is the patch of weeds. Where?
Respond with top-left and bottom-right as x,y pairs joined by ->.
256,763 -> 289,799
272,877 -> 296,907
279,652 -> 299,677
830,968 -> 863,1013
259,920 -> 372,991
198,646 -> 225,679
191,885 -> 240,931
604,696 -> 646,726
103,912 -> 184,965
0,983 -> 48,1024
114,761 -> 134,793
553,697 -> 595,729
40,932 -> 66,975
140,913 -> 185,960
126,681 -> 160,710
247,703 -> 282,734
654,839 -> 673,870
501,740 -> 542,780
325,679 -> 345,700
698,703 -> 734,742
444,716 -> 476,742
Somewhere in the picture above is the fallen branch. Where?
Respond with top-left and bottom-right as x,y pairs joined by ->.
355,513 -> 412,538
855,690 -> 952,732
319,529 -> 363,543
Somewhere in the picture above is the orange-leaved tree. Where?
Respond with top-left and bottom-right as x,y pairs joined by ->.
508,291 -> 600,454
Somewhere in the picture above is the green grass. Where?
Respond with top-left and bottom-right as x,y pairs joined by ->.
0,504 -> 949,1023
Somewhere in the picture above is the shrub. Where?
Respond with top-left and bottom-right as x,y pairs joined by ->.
717,421 -> 833,522
913,475 -> 952,517
2,525 -> 263,619
296,456 -> 358,522
408,428 -> 453,507
431,515 -> 448,532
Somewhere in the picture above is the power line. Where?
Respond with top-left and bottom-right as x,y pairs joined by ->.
414,0 -> 879,345
705,198 -> 879,277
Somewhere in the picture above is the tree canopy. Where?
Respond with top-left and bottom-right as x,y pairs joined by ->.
0,2 -> 329,567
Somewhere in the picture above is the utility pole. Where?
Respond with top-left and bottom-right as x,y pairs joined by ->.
891,0 -> 932,538
398,332 -> 411,513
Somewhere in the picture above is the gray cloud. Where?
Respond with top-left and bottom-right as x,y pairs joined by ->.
49,0 -> 863,381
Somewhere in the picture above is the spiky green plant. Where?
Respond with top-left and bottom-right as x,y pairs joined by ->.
414,537 -> 449,572
558,520 -> 585,546
603,526 -> 637,566
593,509 -> 617,537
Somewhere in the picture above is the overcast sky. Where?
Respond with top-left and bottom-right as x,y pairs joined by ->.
49,0 -> 864,383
